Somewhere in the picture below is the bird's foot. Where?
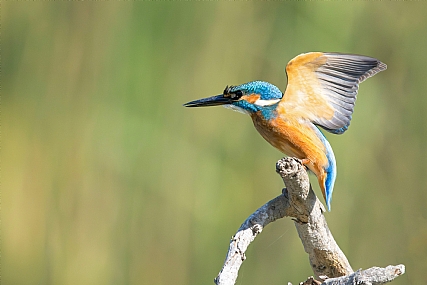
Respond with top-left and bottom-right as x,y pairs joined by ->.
300,158 -> 311,170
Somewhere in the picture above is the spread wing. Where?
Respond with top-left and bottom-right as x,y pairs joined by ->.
279,52 -> 387,134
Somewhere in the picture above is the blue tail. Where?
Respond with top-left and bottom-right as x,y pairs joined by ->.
323,142 -> 336,211
313,126 -> 337,211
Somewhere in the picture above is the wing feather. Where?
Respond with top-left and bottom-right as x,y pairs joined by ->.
279,52 -> 386,134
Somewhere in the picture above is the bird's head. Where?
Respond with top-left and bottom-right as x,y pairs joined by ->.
184,81 -> 283,116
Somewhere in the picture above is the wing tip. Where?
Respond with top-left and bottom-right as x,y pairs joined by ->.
324,52 -> 387,82
359,60 -> 387,83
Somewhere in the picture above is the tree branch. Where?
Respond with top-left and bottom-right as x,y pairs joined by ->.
319,264 -> 405,285
214,157 -> 405,285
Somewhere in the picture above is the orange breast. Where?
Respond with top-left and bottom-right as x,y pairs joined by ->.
250,112 -> 329,176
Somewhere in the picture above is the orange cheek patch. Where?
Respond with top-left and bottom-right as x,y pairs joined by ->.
242,94 -> 260,104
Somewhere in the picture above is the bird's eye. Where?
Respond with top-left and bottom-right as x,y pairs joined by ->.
231,90 -> 244,100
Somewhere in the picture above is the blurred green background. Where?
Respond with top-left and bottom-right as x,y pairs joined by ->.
4,2 -> 427,285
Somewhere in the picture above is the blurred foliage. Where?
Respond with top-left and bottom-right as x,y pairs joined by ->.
3,2 -> 427,285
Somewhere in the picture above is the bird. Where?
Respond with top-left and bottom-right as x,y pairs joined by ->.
184,52 -> 386,211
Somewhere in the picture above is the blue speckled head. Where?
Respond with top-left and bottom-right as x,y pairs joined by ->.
226,81 -> 283,116
229,81 -> 283,100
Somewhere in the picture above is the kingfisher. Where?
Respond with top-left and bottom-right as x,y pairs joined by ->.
184,52 -> 386,211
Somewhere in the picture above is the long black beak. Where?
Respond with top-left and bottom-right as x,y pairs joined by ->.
183,94 -> 232,107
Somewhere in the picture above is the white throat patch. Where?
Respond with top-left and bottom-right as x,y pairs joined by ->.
254,99 -> 281,106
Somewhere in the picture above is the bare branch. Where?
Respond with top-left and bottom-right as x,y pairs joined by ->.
214,157 -> 405,285
289,265 -> 405,285
276,158 -> 353,278
214,192 -> 289,285
321,264 -> 405,285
